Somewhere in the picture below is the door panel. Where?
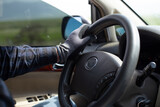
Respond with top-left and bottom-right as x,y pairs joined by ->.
5,72 -> 61,106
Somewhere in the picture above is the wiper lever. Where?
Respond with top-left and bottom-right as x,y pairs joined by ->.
136,62 -> 156,87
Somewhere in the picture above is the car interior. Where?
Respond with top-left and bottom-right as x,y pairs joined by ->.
1,0 -> 160,107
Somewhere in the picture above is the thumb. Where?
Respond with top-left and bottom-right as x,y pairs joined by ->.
78,24 -> 90,38
81,35 -> 97,45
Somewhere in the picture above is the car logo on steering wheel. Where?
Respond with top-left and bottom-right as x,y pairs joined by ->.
85,56 -> 98,70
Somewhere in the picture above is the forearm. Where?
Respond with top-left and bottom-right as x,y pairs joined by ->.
0,45 -> 58,80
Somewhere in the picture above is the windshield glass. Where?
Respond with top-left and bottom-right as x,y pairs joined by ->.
122,0 -> 160,25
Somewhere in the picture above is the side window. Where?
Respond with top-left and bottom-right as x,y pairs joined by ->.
115,25 -> 125,41
0,0 -> 68,46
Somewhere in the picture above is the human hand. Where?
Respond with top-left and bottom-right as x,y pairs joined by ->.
56,24 -> 95,63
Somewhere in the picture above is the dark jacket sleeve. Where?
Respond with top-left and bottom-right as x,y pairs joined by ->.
0,45 -> 58,80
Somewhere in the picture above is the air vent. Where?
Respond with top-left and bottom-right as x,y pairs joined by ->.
37,95 -> 48,101
26,93 -> 55,103
26,97 -> 38,102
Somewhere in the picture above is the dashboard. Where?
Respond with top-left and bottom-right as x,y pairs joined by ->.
96,26 -> 160,73
137,26 -> 160,73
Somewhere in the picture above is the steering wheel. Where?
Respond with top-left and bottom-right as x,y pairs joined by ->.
58,14 -> 140,107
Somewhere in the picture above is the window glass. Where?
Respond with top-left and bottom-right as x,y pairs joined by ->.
0,0 -> 91,46
43,0 -> 91,23
0,0 -> 68,46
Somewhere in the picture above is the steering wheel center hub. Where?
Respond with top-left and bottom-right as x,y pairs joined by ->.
71,51 -> 122,100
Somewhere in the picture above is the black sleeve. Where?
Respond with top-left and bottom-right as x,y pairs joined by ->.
0,78 -> 14,107
0,45 -> 58,80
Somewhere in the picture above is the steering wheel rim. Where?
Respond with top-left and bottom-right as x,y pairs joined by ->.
58,14 -> 140,107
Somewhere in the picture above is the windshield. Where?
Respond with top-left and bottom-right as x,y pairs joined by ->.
122,0 -> 160,25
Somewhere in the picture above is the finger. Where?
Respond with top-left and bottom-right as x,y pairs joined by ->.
82,35 -> 97,45
78,24 -> 90,38
67,24 -> 88,40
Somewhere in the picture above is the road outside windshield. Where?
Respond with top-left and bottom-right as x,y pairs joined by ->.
123,0 -> 160,25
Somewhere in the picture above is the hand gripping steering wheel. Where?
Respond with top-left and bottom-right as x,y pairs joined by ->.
58,14 -> 140,107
